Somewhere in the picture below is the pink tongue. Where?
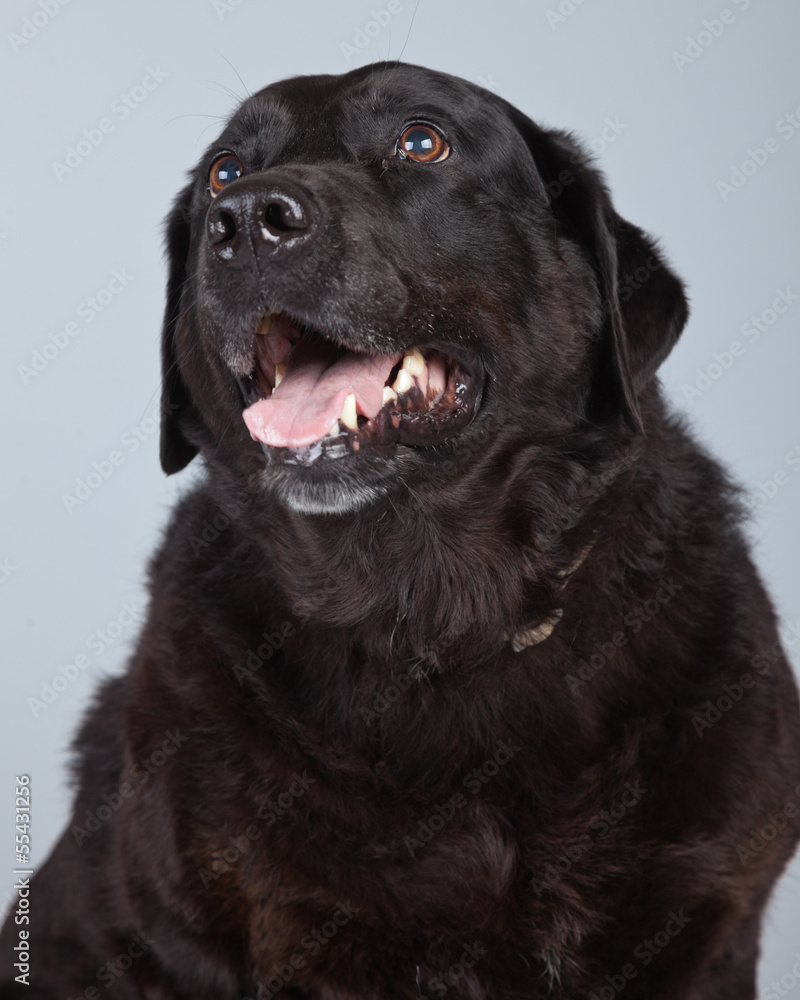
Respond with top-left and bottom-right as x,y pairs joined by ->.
243,339 -> 402,448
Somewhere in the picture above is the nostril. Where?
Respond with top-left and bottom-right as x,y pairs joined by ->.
263,198 -> 306,233
208,209 -> 237,246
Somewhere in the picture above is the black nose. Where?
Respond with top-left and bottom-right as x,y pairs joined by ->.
206,177 -> 315,259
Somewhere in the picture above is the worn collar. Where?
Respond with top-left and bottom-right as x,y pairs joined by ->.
509,541 -> 594,652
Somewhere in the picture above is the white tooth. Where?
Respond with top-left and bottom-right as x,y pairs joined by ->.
274,362 -> 286,387
401,348 -> 426,377
329,420 -> 340,436
258,313 -> 277,336
382,386 -> 398,405
393,368 -> 413,394
339,393 -> 358,430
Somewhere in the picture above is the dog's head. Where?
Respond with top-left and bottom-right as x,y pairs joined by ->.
160,62 -> 687,517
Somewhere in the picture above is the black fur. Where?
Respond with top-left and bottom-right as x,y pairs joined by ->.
2,62 -> 799,1000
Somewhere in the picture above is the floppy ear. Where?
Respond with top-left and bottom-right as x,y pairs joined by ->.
509,111 -> 689,430
160,180 -> 200,474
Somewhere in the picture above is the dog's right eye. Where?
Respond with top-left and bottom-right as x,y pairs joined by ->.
395,123 -> 450,163
209,154 -> 243,195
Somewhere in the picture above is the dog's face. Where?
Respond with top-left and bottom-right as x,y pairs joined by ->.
161,62 -> 687,516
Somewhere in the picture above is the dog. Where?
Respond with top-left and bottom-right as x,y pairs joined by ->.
2,61 -> 799,1000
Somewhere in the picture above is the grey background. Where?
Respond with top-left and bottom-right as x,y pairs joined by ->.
2,0 -> 799,988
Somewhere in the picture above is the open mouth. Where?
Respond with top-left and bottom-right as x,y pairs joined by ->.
236,312 -> 481,463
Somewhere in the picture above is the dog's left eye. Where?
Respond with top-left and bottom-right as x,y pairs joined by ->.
209,154 -> 243,195
395,124 -> 449,163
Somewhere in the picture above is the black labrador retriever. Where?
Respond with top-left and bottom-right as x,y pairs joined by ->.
2,61 -> 799,1000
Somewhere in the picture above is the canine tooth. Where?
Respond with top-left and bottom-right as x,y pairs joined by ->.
339,393 -> 358,430
427,353 -> 447,399
382,386 -> 398,405
258,314 -> 277,336
393,368 -> 413,394
274,362 -> 286,387
329,420 -> 340,436
401,348 -> 426,377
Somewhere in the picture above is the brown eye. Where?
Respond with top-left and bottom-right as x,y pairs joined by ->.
396,124 -> 449,163
209,154 -> 243,195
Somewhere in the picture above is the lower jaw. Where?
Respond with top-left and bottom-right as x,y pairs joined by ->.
259,452 -> 404,515
260,429 -> 395,469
